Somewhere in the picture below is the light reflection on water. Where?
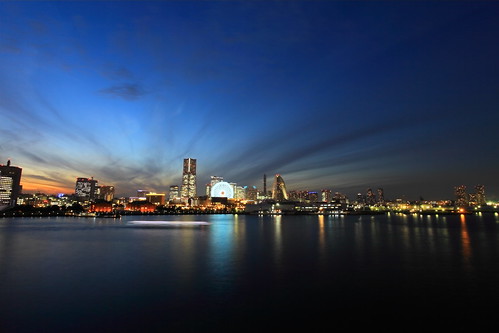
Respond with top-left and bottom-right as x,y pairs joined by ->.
1,213 -> 499,331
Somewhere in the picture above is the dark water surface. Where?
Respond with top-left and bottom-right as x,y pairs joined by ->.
1,213 -> 499,332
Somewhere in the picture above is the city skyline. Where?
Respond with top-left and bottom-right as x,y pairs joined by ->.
1,2 -> 499,200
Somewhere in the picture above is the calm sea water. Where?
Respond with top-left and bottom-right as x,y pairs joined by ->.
1,213 -> 499,332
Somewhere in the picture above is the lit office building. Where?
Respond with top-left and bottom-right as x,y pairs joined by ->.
75,177 -> 98,201
246,186 -> 258,201
0,160 -> 22,210
169,185 -> 179,201
321,189 -> 332,202
288,190 -> 308,202
229,183 -> 237,198
146,193 -> 166,205
235,186 -> 246,200
181,158 -> 197,198
96,185 -> 115,202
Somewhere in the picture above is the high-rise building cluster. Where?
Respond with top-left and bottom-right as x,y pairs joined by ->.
454,184 -> 486,207
75,177 -> 115,202
1,156 -> 496,216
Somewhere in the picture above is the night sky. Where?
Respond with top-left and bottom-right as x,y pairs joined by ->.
1,1 -> 498,200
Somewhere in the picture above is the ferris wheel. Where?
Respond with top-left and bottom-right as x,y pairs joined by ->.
210,181 -> 234,199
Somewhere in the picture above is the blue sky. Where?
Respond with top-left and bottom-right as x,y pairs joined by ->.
1,1 -> 498,200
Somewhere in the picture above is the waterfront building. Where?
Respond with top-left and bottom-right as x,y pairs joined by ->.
288,190 -> 308,202
308,191 -> 319,203
75,177 -> 98,202
96,186 -> 115,202
333,192 -> 349,209
169,185 -> 179,201
146,193 -> 166,205
272,174 -> 289,201
246,186 -> 258,201
235,186 -> 246,200
454,185 -> 468,207
181,158 -> 197,198
321,189 -> 332,202
0,160 -> 22,210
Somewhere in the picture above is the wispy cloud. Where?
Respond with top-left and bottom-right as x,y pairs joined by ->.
99,83 -> 148,100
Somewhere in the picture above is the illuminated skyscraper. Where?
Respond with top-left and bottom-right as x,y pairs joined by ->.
271,174 -> 288,201
75,177 -> 98,201
0,160 -> 22,210
181,158 -> 197,198
475,185 -> 485,205
454,185 -> 468,207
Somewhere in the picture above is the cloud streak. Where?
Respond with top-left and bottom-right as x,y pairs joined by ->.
99,83 -> 148,100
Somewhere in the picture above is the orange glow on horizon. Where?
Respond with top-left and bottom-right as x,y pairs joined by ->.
21,181 -> 73,195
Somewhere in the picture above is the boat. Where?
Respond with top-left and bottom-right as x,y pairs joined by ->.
96,212 -> 121,218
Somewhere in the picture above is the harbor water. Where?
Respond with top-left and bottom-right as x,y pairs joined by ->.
1,213 -> 499,331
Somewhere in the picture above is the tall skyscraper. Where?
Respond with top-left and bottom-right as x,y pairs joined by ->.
475,185 -> 486,205
271,174 -> 288,201
75,177 -> 98,201
0,160 -> 22,210
181,158 -> 197,198
454,185 -> 468,207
